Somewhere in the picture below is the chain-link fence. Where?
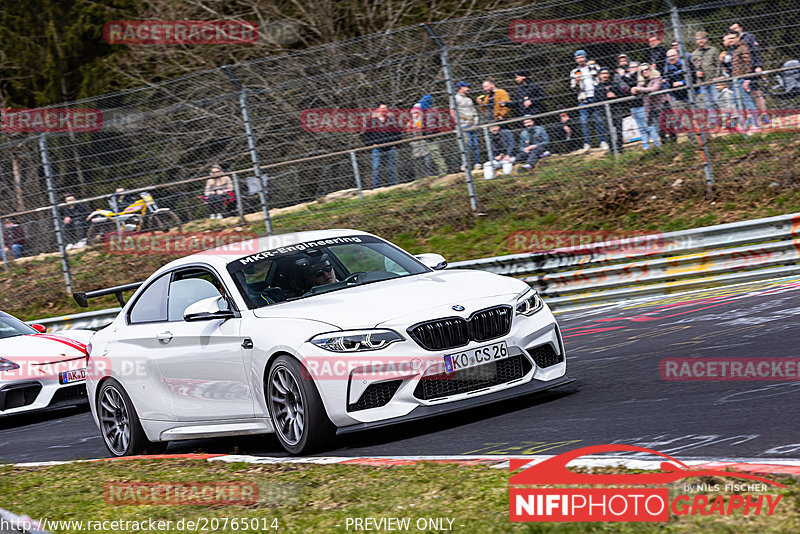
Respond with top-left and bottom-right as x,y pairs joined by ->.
2,0 -> 800,306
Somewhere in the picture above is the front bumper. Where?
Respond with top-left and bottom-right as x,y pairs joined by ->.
336,373 -> 574,434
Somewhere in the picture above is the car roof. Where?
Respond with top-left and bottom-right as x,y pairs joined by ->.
153,228 -> 376,274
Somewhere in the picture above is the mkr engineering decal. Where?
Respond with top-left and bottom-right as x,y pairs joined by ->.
509,444 -> 785,522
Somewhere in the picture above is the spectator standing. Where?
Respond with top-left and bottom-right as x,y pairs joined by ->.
570,50 -> 608,151
3,219 -> 28,259
476,79 -> 512,122
517,117 -> 550,170
615,54 -> 632,89
664,48 -> 698,112
454,82 -> 481,170
546,112 -> 584,154
715,81 -> 738,131
63,195 -> 88,249
410,95 -> 447,177
360,104 -> 402,188
511,72 -> 546,117
724,32 -> 758,129
648,35 -> 669,73
691,31 -> 721,110
595,67 -> 627,153
482,125 -> 516,179
630,64 -> 667,150
204,165 -> 234,219
730,22 -> 768,118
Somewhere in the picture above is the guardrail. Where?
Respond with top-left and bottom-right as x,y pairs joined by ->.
35,212 -> 800,331
451,212 -> 800,309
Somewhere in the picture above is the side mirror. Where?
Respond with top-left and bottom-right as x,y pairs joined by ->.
30,323 -> 47,333
183,296 -> 235,322
415,253 -> 447,270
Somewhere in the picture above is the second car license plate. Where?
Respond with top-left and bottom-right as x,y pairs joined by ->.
60,368 -> 87,384
443,341 -> 509,373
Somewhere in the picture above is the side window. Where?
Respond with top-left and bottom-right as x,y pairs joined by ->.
128,274 -> 170,324
167,269 -> 226,322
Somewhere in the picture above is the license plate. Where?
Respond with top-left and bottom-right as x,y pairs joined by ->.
443,341 -> 509,373
60,368 -> 86,384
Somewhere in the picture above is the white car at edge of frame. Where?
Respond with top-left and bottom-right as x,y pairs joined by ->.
0,311 -> 92,417
77,229 -> 573,455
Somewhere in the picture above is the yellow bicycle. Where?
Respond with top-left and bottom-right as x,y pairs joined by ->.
85,191 -> 182,245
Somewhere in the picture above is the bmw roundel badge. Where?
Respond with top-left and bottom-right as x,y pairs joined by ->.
452,305 -> 465,311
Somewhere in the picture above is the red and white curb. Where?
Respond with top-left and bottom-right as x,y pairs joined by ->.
11,453 -> 800,476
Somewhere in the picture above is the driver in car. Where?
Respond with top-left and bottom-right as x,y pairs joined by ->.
308,255 -> 337,287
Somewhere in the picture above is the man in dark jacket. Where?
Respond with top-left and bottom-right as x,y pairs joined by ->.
663,48 -> 698,110
648,35 -> 668,73
511,71 -> 546,117
63,195 -> 89,248
360,104 -> 403,188
517,116 -> 550,169
3,219 -> 28,259
546,112 -> 583,154
730,22 -> 767,118
594,67 -> 627,152
482,125 -> 516,179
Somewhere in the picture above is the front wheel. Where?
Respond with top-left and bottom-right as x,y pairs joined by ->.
147,210 -> 182,233
266,355 -> 335,454
97,379 -> 168,456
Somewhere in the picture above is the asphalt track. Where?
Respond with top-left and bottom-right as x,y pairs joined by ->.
3,276 -> 800,464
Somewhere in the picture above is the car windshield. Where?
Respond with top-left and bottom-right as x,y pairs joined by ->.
0,314 -> 37,339
227,235 -> 429,309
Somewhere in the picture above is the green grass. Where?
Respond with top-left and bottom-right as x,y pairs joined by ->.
4,131 -> 800,321
0,459 -> 797,533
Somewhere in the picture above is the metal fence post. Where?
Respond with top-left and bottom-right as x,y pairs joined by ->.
223,66 -> 273,235
350,151 -> 364,199
422,23 -> 480,213
604,103 -> 619,157
482,126 -> 494,163
39,133 -> 73,295
231,172 -> 245,223
666,0 -> 715,191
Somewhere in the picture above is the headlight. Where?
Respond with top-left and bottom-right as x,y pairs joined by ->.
0,357 -> 20,372
516,289 -> 543,316
310,329 -> 403,352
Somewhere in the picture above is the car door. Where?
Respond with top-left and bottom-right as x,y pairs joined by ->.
154,267 -> 254,421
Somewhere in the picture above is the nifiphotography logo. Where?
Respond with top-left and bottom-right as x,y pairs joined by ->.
509,444 -> 785,522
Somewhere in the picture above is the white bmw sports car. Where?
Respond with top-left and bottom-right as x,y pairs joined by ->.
0,311 -> 91,417
78,230 -> 571,455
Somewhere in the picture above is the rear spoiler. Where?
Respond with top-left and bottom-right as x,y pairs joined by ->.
73,281 -> 144,308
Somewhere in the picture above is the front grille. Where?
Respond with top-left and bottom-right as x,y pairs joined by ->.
348,380 -> 403,412
414,354 -> 531,400
470,306 -> 512,342
0,382 -> 42,412
408,318 -> 470,351
528,344 -> 564,368
408,306 -> 512,351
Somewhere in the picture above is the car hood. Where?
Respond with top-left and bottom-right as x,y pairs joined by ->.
252,269 -> 528,329
0,333 -> 88,362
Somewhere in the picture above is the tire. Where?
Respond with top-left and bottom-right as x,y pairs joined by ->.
147,210 -> 182,233
97,378 -> 168,456
266,355 -> 335,454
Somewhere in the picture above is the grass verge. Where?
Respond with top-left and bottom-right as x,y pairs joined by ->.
0,459 -> 798,533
